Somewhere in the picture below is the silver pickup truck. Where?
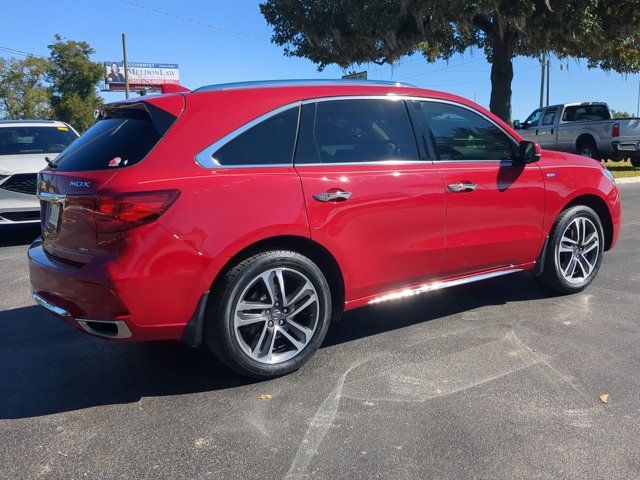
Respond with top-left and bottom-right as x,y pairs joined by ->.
514,102 -> 640,167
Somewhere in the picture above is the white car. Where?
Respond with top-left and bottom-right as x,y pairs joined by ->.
0,120 -> 79,225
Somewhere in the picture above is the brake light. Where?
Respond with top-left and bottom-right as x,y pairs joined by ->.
612,122 -> 620,137
96,190 -> 180,233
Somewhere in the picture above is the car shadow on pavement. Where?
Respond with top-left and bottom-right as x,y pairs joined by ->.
0,273 -> 552,419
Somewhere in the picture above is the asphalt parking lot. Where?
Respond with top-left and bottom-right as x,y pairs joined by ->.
1,184 -> 639,480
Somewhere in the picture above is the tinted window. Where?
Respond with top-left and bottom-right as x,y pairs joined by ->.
562,105 -> 611,122
295,99 -> 419,164
419,102 -> 515,161
0,126 -> 77,155
542,108 -> 557,126
212,107 -> 299,166
524,108 -> 543,127
54,108 -> 169,172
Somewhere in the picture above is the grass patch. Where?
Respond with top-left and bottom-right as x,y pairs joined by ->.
602,159 -> 640,178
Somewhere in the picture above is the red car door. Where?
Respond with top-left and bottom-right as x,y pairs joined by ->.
414,100 -> 545,277
295,98 -> 446,303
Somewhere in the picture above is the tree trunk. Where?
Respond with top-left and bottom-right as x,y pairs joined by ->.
489,44 -> 514,123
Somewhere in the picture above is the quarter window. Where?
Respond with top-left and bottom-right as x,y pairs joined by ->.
294,99 -> 419,164
418,102 -> 515,161
211,107 -> 300,166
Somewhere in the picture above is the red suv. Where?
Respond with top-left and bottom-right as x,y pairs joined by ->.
29,80 -> 621,378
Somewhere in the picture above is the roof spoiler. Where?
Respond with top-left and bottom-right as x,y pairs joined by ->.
161,84 -> 190,94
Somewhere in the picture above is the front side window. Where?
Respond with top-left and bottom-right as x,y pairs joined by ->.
211,107 -> 299,166
523,108 -> 543,127
542,108 -> 558,126
418,102 -> 515,161
294,99 -> 419,164
0,126 -> 77,156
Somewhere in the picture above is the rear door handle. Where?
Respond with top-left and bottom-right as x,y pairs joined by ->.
447,182 -> 477,193
313,190 -> 352,202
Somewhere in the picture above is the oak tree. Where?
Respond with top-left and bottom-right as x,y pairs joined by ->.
261,0 -> 640,122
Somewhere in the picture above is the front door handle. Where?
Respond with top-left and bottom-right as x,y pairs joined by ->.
313,190 -> 352,202
447,182 -> 477,193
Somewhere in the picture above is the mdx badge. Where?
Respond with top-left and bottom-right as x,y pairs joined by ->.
69,180 -> 92,188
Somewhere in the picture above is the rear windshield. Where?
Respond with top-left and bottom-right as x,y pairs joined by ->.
0,126 -> 78,155
53,106 -> 174,172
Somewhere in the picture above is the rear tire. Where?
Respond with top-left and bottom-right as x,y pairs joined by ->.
577,138 -> 599,160
537,206 -> 604,294
205,250 -> 332,379
631,156 -> 640,168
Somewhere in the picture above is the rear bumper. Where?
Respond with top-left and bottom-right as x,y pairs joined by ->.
28,239 -> 193,342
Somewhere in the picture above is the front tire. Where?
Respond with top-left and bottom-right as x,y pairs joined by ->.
631,156 -> 640,168
537,206 -> 604,294
205,250 -> 332,379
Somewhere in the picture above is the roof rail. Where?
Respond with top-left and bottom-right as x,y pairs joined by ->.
0,119 -> 58,124
193,79 -> 415,93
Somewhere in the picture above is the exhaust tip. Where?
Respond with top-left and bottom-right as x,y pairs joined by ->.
76,319 -> 132,339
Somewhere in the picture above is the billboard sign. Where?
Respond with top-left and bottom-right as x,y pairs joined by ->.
104,61 -> 179,91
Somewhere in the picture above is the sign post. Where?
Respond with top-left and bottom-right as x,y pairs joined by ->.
122,33 -> 129,99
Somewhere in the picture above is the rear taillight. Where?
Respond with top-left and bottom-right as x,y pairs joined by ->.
612,122 -> 620,138
96,190 -> 180,233
66,189 -> 180,233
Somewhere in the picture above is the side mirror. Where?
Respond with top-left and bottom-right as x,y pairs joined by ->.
513,119 -> 521,129
519,140 -> 542,163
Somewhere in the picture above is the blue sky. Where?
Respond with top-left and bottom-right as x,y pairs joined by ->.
3,0 -> 640,120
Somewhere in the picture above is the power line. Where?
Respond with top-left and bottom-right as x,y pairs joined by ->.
0,45 -> 45,58
116,0 -> 269,43
399,58 -> 485,80
414,65 -> 539,88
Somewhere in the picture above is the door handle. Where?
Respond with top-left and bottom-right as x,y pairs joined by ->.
447,182 -> 477,193
313,190 -> 352,202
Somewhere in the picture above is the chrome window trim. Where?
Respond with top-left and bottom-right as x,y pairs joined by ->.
295,159 -> 434,168
195,101 -> 302,169
195,95 -> 521,169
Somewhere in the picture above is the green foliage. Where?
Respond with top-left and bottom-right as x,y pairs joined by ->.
611,109 -> 635,119
0,55 -> 52,119
260,1 -> 640,122
47,34 -> 104,132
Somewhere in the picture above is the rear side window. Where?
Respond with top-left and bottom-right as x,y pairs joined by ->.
418,101 -> 515,161
211,107 -> 300,166
562,105 -> 611,122
53,105 -> 174,172
295,99 -> 419,164
542,108 -> 558,126
0,126 -> 77,155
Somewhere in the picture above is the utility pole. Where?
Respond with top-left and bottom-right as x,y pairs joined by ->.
539,53 -> 546,108
637,80 -> 640,118
122,33 -> 130,99
546,56 -> 550,106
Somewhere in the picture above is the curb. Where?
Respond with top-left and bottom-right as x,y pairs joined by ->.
616,176 -> 640,185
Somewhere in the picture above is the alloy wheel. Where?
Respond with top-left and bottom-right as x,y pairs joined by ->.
556,216 -> 600,284
233,267 -> 319,364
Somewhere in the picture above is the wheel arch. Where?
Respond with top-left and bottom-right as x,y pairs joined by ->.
575,133 -> 597,152
562,194 -> 614,250
210,235 -> 346,319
